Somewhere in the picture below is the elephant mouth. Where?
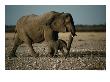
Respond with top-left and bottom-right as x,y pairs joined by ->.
65,26 -> 77,37
65,27 -> 68,32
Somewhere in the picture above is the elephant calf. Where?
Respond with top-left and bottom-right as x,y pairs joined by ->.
49,39 -> 67,57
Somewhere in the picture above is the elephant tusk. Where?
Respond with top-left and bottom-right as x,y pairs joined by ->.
75,34 -> 77,36
71,33 -> 77,38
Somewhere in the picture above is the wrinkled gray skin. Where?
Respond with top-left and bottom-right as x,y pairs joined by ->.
48,39 -> 67,57
9,11 -> 76,58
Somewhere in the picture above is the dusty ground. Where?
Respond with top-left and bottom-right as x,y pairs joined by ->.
5,32 -> 106,70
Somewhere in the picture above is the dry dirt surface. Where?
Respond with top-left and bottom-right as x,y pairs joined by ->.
5,32 -> 106,70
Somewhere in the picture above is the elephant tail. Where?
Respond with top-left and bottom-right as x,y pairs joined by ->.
13,27 -> 17,40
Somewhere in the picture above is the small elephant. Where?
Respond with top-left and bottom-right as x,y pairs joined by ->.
9,11 -> 76,58
57,39 -> 67,54
48,39 -> 67,57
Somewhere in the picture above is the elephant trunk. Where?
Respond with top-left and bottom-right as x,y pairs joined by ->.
66,24 -> 76,37
71,22 -> 77,37
65,24 -> 76,58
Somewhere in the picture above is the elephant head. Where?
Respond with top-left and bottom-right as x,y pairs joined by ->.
48,11 -> 76,37
63,13 -> 76,37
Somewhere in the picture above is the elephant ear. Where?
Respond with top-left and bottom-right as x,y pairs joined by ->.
45,12 -> 62,30
45,11 -> 58,26
65,13 -> 75,25
49,12 -> 67,32
46,16 -> 55,26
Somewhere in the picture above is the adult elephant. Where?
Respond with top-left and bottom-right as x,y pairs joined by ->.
9,11 -> 76,58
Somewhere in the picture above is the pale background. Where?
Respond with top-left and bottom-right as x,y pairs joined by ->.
0,0 -> 110,82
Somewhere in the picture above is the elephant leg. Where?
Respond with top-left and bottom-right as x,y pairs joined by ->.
27,43 -> 38,57
48,41 -> 58,57
48,47 -> 54,57
60,49 -> 64,54
59,49 -> 64,57
65,34 -> 73,58
44,27 -> 55,57
53,45 -> 58,57
9,34 -> 23,58
24,37 -> 39,57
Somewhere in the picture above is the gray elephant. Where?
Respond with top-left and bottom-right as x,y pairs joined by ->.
48,39 -> 67,57
9,11 -> 76,58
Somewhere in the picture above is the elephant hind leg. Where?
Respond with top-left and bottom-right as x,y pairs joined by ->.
9,34 -> 23,58
24,36 -> 39,57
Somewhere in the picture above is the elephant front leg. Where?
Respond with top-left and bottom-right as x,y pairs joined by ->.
48,47 -> 54,57
48,41 -> 58,57
65,34 -> 73,58
24,36 -> 39,57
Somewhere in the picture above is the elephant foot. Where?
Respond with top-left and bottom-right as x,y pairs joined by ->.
53,55 -> 58,58
35,53 -> 39,58
64,52 -> 70,59
50,54 -> 53,57
64,54 -> 67,59
50,53 -> 58,58
8,51 -> 17,59
30,52 -> 39,58
49,53 -> 54,57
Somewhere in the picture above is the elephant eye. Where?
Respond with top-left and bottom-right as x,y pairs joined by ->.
53,21 -> 57,25
65,16 -> 70,22
65,18 -> 70,23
